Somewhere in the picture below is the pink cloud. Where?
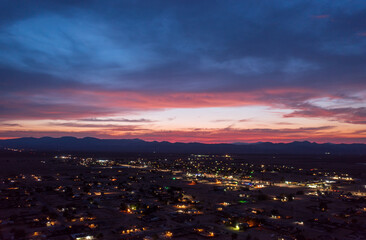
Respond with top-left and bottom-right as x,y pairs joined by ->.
1,87 -> 321,120
285,104 -> 366,124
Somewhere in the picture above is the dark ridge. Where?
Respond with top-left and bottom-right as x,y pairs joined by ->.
1,137 -> 366,155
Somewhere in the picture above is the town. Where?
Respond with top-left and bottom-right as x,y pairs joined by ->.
0,149 -> 365,240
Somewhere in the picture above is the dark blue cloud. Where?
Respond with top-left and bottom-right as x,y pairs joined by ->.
0,0 -> 366,120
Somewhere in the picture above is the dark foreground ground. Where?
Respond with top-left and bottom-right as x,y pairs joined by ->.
0,150 -> 365,240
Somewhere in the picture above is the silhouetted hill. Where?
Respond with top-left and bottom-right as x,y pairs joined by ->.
1,137 -> 366,155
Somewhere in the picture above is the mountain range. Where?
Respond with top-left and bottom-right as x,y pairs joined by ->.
1,137 -> 366,155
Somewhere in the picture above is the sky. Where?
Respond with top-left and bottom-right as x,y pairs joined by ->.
1,0 -> 366,143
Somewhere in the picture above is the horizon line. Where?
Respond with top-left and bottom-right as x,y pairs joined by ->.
1,136 -> 365,145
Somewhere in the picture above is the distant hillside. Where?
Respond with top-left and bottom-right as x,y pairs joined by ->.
1,137 -> 366,155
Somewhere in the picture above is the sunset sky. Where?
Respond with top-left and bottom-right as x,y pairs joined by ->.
1,0 -> 366,143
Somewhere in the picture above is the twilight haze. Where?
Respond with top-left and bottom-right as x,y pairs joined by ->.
1,1 -> 366,143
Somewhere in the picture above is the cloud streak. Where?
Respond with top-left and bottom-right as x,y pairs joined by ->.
79,118 -> 154,123
2,125 -> 363,144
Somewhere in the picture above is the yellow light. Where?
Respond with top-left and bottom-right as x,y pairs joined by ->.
165,231 -> 173,238
89,223 -> 97,229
